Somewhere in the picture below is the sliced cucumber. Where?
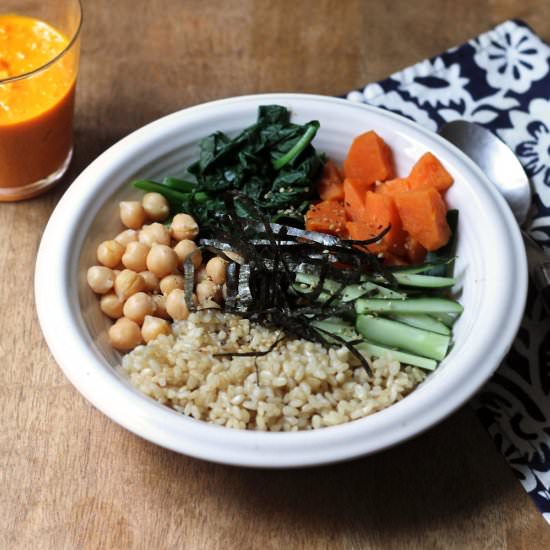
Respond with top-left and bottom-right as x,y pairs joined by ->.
311,319 -> 359,343
390,313 -> 451,335
393,273 -> 456,288
355,297 -> 463,315
432,312 -> 459,328
294,273 -> 404,301
356,315 -> 450,361
356,342 -> 438,371
341,281 -> 403,301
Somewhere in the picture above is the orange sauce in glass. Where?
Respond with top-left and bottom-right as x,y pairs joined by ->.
0,15 -> 77,200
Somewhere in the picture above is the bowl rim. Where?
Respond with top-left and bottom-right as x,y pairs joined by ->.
35,93 -> 527,467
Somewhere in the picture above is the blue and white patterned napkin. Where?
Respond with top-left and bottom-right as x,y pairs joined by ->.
346,19 -> 550,521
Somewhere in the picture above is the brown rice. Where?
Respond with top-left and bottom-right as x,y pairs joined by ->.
120,310 -> 426,431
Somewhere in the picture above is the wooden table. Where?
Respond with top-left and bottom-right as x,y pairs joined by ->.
2,1 -> 550,548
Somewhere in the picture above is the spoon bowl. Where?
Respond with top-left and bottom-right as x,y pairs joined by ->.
440,119 -> 550,313
439,120 -> 532,225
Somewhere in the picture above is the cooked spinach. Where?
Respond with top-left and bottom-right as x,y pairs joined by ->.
133,105 -> 323,228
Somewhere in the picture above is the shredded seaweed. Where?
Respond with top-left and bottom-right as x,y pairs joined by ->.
182,251 -> 198,311
196,193 -> 397,374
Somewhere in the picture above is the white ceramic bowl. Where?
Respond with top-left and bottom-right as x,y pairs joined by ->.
35,94 -> 527,467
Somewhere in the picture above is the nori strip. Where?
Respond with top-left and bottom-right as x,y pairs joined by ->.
195,193 -> 399,374
183,251 -> 198,312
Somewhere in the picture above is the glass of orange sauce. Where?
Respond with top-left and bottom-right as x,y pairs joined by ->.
0,0 -> 82,201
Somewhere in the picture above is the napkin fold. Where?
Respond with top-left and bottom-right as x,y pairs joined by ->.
346,19 -> 550,521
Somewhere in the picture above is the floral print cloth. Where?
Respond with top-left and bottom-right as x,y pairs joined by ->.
346,19 -> 550,521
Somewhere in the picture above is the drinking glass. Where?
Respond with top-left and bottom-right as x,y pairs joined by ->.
0,0 -> 82,201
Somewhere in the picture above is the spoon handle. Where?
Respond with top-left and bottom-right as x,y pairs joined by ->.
523,231 -> 550,314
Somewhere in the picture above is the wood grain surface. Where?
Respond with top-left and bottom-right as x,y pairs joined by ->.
2,1 -> 550,548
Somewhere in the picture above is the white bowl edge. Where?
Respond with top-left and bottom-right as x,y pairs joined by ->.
35,93 -> 528,468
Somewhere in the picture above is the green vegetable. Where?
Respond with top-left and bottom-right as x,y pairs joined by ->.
392,273 -> 456,288
311,318 -> 359,343
133,179 -> 188,207
356,315 -> 450,361
134,105 -> 324,227
292,265 -> 461,368
162,177 -> 196,192
311,319 -> 439,370
340,282 -> 403,301
354,297 -> 463,315
432,312 -> 459,328
356,342 -> 438,371
272,122 -> 320,170
389,314 -> 451,335
294,272 -> 404,300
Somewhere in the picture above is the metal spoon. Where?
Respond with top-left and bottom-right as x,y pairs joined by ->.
439,120 -> 550,312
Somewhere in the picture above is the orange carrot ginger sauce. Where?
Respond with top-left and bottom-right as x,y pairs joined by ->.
0,15 -> 77,200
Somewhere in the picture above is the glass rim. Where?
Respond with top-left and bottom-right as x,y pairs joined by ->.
0,0 -> 83,85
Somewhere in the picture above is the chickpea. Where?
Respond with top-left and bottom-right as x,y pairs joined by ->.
152,294 -> 170,319
139,223 -> 171,247
114,229 -> 139,247
194,266 -> 209,284
87,266 -> 115,294
165,288 -> 190,321
196,279 -> 222,304
171,213 -> 199,241
140,270 -> 160,292
160,274 -> 185,295
123,292 -> 155,325
99,293 -> 124,319
96,240 -> 125,269
146,244 -> 178,278
141,315 -> 171,343
120,201 -> 146,229
173,239 -> 202,269
122,241 -> 150,272
114,269 -> 145,300
142,192 -> 170,222
205,256 -> 227,285
108,317 -> 143,350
